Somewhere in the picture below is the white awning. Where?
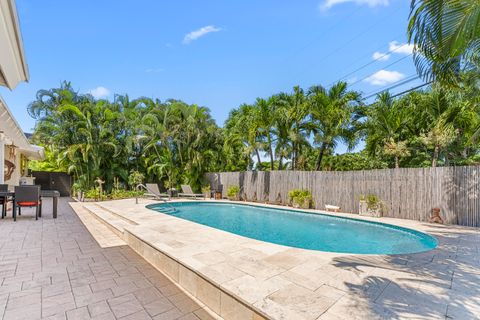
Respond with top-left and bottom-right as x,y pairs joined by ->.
0,0 -> 29,89
0,95 -> 44,160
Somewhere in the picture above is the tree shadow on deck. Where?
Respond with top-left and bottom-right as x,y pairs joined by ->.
330,225 -> 480,319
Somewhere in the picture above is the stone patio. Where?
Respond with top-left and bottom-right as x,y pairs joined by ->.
0,198 -> 214,320
70,198 -> 480,320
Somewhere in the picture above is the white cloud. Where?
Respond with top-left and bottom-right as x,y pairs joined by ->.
88,86 -> 110,99
183,25 -> 221,44
372,51 -> 390,61
364,70 -> 405,86
388,41 -> 414,55
145,68 -> 164,73
321,0 -> 388,10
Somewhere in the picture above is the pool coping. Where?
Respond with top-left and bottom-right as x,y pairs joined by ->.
72,198 -> 480,320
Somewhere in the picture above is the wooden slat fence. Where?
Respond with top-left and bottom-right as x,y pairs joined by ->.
206,166 -> 480,227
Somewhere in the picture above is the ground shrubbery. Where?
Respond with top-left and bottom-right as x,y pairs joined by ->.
288,189 -> 313,209
82,188 -> 144,201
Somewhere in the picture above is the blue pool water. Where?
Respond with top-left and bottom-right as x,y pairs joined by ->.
147,202 -> 437,254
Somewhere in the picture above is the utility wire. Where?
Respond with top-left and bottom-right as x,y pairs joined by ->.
347,53 -> 413,88
363,79 -> 432,103
363,75 -> 420,99
390,82 -> 432,98
279,6 -> 363,64
285,1 -> 402,79
329,43 -> 413,87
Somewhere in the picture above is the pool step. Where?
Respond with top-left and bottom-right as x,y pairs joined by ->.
82,203 -> 135,237
157,207 -> 177,213
93,203 -> 139,225
70,202 -> 126,248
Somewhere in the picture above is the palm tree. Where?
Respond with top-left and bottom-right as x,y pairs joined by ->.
362,92 -> 411,168
224,104 -> 263,167
410,85 -> 479,166
408,0 -> 480,83
255,97 -> 277,170
308,82 -> 362,170
276,87 -> 312,170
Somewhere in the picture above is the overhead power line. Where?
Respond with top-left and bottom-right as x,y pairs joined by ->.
284,1 -> 403,81
363,75 -> 420,99
279,6 -> 363,64
329,43 -> 413,87
347,53 -> 413,88
390,82 -> 433,98
363,79 -> 432,102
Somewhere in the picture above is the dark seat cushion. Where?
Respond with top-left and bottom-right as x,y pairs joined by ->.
17,201 -> 41,206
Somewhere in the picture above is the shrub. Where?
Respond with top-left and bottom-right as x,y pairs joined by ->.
128,170 -> 145,188
201,185 -> 210,194
84,187 -> 107,201
366,194 -> 383,210
226,185 -> 240,199
83,188 -> 144,201
288,189 -> 313,209
110,189 -> 145,200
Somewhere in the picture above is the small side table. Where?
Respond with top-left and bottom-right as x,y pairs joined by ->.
214,191 -> 222,200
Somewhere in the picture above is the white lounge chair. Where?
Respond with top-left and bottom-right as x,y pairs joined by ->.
144,183 -> 168,200
179,185 -> 204,199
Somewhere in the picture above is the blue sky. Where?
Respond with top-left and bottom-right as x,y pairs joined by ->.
1,0 -> 421,150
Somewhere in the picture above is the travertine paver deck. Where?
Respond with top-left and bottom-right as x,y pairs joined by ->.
80,198 -> 480,320
0,198 -> 214,320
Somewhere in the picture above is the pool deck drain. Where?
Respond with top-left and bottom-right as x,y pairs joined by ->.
71,198 -> 480,320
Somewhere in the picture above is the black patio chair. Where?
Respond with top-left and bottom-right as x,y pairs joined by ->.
0,184 -> 9,219
14,186 -> 42,221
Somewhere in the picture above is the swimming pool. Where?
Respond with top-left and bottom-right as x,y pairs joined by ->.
147,202 -> 437,254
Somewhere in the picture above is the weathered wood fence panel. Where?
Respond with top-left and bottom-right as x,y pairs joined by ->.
206,166 -> 480,227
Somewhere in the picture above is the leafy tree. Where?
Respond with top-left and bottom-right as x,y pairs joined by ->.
408,0 -> 480,83
308,82 -> 362,170
361,92 -> 411,168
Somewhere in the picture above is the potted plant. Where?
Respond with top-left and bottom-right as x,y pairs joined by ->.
359,194 -> 384,217
202,185 -> 211,199
226,185 -> 240,201
358,194 -> 367,215
288,189 -> 313,209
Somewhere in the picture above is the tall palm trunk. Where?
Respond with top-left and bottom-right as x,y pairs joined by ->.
278,155 -> 284,170
432,145 -> 440,167
291,142 -> 296,170
255,149 -> 262,169
315,143 -> 328,171
267,135 -> 274,170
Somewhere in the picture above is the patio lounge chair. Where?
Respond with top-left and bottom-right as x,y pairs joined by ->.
179,185 -> 204,199
144,183 -> 168,200
14,185 -> 42,221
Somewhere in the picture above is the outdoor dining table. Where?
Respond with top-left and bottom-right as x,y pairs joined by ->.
0,190 -> 60,219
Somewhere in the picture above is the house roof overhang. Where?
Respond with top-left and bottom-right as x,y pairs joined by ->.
0,95 -> 44,160
0,0 -> 29,89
